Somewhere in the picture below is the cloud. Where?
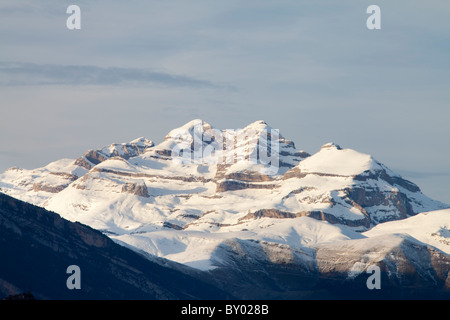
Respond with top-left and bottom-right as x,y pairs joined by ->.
395,170 -> 450,180
0,61 -> 217,88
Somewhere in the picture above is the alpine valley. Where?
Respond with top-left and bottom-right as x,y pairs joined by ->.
1,119 -> 449,299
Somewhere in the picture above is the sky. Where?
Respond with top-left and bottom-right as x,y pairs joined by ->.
0,0 -> 449,204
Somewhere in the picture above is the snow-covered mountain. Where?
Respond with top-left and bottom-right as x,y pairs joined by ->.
1,119 -> 449,284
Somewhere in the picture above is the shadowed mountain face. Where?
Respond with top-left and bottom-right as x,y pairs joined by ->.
0,192 -> 230,300
206,236 -> 450,300
0,192 -> 449,300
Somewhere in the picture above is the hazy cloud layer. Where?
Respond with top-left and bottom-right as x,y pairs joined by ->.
0,62 -> 216,88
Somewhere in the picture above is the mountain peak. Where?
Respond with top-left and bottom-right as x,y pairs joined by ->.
298,143 -> 376,176
247,119 -> 268,126
183,118 -> 202,125
165,119 -> 213,140
180,119 -> 212,130
320,142 -> 342,150
129,137 -> 154,147
244,120 -> 273,131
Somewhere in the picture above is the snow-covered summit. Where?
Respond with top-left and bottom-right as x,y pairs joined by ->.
164,119 -> 213,140
320,142 -> 343,150
298,143 -> 379,176
129,137 -> 154,147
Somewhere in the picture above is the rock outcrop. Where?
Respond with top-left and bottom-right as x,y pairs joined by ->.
121,182 -> 149,198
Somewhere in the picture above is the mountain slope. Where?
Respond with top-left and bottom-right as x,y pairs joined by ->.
206,230 -> 450,299
0,192 -> 230,300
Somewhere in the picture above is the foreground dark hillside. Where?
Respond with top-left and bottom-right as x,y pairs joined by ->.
1,191 -> 448,300
0,192 -> 230,300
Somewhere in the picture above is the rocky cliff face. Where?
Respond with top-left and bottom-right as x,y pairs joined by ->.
121,182 -> 149,198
